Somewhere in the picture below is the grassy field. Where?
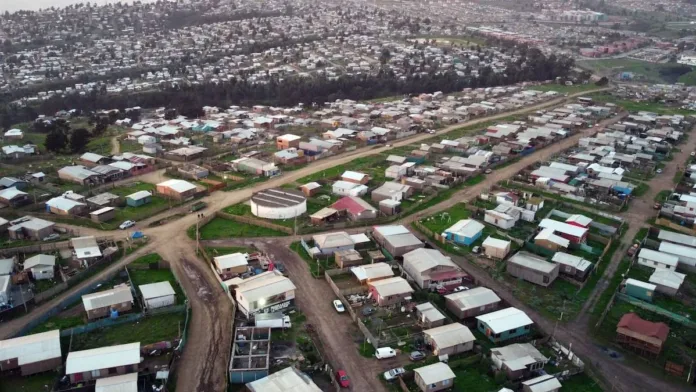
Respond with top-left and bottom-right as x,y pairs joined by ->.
197,217 -> 287,239
589,92 -> 695,115
560,373 -> 605,392
0,372 -> 56,392
528,83 -> 600,94
578,58 -> 682,85
418,203 -> 471,234
70,311 -> 185,351
31,315 -> 84,334
290,241 -> 335,276
678,70 -> 696,86
204,246 -> 257,258
131,253 -> 163,266
128,263 -> 186,305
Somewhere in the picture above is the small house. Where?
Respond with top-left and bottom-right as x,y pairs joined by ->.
522,375 -> 562,392
213,253 -> 249,280
334,249 -> 363,268
71,236 -> 102,266
351,262 -> 394,284
95,373 -> 138,392
476,307 -> 533,343
0,330 -> 62,375
341,171 -> 369,184
550,252 -> 593,280
368,276 -> 414,306
156,179 -> 197,200
507,252 -> 559,287
637,248 -> 678,271
624,279 -> 656,302
90,207 -> 116,223
534,228 -> 569,252
616,313 -> 669,357
139,281 -> 176,310
300,182 -> 321,197
491,343 -> 547,380
649,269 -> 685,296
413,362 -> 456,392
126,191 -> 152,207
372,225 -> 424,257
0,187 -> 29,207
423,323 -> 475,356
402,248 -> 467,290
312,232 -> 355,255
482,237 -> 511,259
82,284 -> 134,320
415,302 -> 446,329
445,287 -> 501,320
66,343 -> 141,384
443,219 -> 484,246
23,254 -> 56,280
538,219 -> 588,244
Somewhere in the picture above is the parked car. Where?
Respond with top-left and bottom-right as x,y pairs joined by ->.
375,347 -> 397,359
409,351 -> 426,361
472,246 -> 481,254
362,306 -> 375,316
333,299 -> 345,313
383,367 -> 406,381
484,168 -> 492,174
336,370 -> 350,388
42,233 -> 60,242
656,168 -> 663,174
452,286 -> 469,293
119,220 -> 136,230
691,152 -> 695,157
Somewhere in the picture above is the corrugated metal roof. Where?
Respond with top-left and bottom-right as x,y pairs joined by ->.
373,225 -> 411,237
369,277 -> 414,297
66,343 -> 141,374
313,232 -> 354,249
23,254 -> 56,270
538,219 -> 587,238
139,281 -> 176,300
126,190 -> 152,201
551,252 -> 592,272
649,269 -> 686,290
482,236 -> 511,249
509,252 -> 558,274
415,302 -> 446,323
214,253 -> 248,270
659,242 -> 696,265
403,248 -> 457,274
0,329 -> 61,366
522,375 -> 562,392
491,343 -> 547,372
236,271 -> 296,303
342,171 -> 367,181
71,236 -> 102,259
157,179 -> 197,193
444,219 -> 484,238
445,287 -> 501,311
476,307 -> 533,333
351,263 -> 394,281
414,362 -> 456,385
95,373 -> 138,392
639,248 -> 678,267
657,230 -> 696,248
424,323 -> 475,349
82,285 -> 134,311
46,196 -> 85,211
246,366 -> 322,392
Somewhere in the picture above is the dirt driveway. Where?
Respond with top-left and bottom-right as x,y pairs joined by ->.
251,239 -> 389,392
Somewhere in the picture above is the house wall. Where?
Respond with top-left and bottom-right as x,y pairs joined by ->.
126,197 -> 151,207
24,226 -> 54,241
415,374 -> 454,392
446,299 -> 500,320
157,186 -> 196,200
477,320 -> 531,343
86,301 -> 133,320
318,244 -> 354,255
506,263 -> 558,287
91,209 -> 116,223
637,257 -> 675,271
145,294 -> 176,309
430,340 -> 474,356
31,266 -> 55,280
69,364 -> 137,384
446,232 -> 481,246
535,238 -> 564,252
522,384 -> 559,392
369,287 -> 409,306
19,356 -> 62,376
653,283 -> 678,296
485,214 -> 515,230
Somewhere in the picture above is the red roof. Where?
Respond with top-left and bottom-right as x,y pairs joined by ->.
332,196 -> 370,215
617,313 -> 669,342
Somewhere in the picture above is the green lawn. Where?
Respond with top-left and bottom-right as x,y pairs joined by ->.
297,155 -> 385,184
131,253 -> 163,266
0,372 -> 56,392
528,83 -> 601,94
419,203 -> 471,234
677,70 -> 696,86
204,246 -> 257,258
560,373 -> 605,392
452,368 -> 499,392
290,241 -> 335,277
502,271 -> 586,322
578,58 -> 688,85
588,92 -> 695,115
30,315 -> 84,334
197,217 -> 287,240
70,311 -> 185,351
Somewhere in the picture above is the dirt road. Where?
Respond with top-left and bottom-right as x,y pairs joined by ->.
110,136 -> 120,155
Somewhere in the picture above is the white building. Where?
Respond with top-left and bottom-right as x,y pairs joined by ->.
234,271 -> 296,317
637,248 -> 678,271
139,281 -> 176,310
23,254 -> 56,280
250,188 -> 307,220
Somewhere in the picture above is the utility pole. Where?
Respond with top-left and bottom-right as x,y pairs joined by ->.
196,214 -> 200,254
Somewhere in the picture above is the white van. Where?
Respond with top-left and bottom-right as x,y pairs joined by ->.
375,347 -> 397,359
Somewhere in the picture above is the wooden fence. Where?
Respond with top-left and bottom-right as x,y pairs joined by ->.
215,211 -> 293,234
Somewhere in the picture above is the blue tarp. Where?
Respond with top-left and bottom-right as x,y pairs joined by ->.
131,231 -> 144,239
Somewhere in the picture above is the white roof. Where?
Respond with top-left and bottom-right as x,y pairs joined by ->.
649,269 -> 686,290
23,254 -> 56,270
82,285 -> 133,311
0,187 -> 27,200
476,307 -> 533,333
214,253 -> 248,270
139,281 -> 176,300
66,343 -> 141,374
625,278 -> 656,291
482,236 -> 511,249
444,219 -> 485,237
414,362 -> 456,385
445,287 -> 501,311
71,236 -> 102,259
522,375 -> 562,392
313,231 -> 354,249
351,262 -> 394,281
91,207 -> 115,216
490,343 -> 547,371
657,230 -> 696,248
373,225 -> 411,237
551,252 -> 592,272
236,271 -> 296,303
509,252 -> 558,274
403,248 -> 457,273
415,302 -> 446,323
342,171 -> 367,181
424,323 -> 475,349
4,129 -> 22,136
46,196 -> 85,211
538,219 -> 588,238
80,152 -> 105,163
566,214 -> 592,227
157,179 -> 197,193
659,242 -> 696,265
638,248 -> 679,267
369,276 -> 414,297
0,330 -> 61,366
349,233 -> 371,244
95,373 -> 138,392
246,366 -> 322,392
126,190 -> 152,201
332,180 -> 360,190
535,228 -> 570,248
301,182 -> 321,191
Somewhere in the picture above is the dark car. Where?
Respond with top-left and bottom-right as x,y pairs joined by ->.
410,351 -> 426,361
362,306 -> 375,316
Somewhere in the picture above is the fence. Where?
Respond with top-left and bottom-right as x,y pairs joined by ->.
215,211 -> 293,234
655,217 -> 696,235
60,305 -> 187,337
33,282 -> 69,303
324,268 -> 368,296
615,293 -> 696,328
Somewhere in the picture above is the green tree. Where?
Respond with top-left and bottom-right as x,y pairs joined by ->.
44,129 -> 68,152
69,128 -> 91,153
